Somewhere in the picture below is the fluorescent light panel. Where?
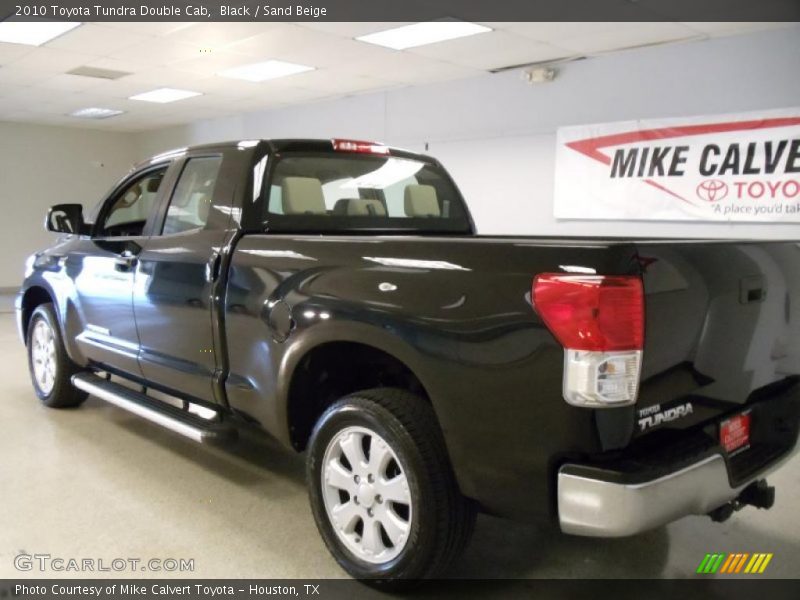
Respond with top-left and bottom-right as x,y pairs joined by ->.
69,107 -> 124,120
356,22 -> 491,50
219,59 -> 314,82
129,88 -> 202,103
0,22 -> 82,46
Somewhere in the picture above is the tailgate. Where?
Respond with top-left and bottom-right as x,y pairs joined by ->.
634,241 -> 800,439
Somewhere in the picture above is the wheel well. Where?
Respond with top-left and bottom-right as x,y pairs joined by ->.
20,286 -> 53,341
287,342 -> 429,451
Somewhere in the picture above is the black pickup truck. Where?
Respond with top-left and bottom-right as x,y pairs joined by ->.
18,139 -> 800,584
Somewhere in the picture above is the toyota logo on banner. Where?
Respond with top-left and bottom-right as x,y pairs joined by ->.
696,180 -> 729,202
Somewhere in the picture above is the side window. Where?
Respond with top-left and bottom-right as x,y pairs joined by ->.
162,156 -> 223,235
100,168 -> 167,237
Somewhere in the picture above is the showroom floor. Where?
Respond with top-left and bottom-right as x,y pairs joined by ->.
1,312 -> 798,581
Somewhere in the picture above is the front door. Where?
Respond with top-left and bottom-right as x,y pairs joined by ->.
133,154 -> 231,403
73,166 -> 169,376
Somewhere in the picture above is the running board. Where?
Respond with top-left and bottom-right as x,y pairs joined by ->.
72,372 -> 235,444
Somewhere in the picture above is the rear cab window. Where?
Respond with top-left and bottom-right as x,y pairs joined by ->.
262,149 -> 472,234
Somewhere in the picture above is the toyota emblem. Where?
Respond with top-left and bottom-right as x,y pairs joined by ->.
696,179 -> 729,202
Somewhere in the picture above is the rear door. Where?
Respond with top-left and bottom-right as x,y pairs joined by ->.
133,150 -> 238,403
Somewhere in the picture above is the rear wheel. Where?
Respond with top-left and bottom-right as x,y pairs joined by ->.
307,388 -> 475,587
26,303 -> 87,408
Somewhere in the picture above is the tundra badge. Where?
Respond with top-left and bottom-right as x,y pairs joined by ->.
638,402 -> 694,431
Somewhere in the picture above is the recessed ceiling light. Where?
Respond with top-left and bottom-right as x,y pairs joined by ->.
218,59 -> 314,82
0,22 -> 82,46
69,107 -> 125,120
355,22 -> 491,50
129,88 -> 202,103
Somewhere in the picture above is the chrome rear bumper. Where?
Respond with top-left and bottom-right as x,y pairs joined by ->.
558,445 -> 798,537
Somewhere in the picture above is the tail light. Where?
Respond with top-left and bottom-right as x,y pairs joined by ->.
331,139 -> 389,155
533,274 -> 644,407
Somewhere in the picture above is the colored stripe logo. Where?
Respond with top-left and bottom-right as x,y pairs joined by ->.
696,553 -> 773,574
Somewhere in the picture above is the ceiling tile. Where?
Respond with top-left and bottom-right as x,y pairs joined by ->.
0,42 -> 35,64
165,22 -> 275,48
113,67 -> 207,88
500,22 -> 632,44
276,35 -> 397,69
80,56 -> 152,74
555,22 -> 700,55
79,78 -> 166,99
295,22 -> 414,38
681,22 -> 790,37
35,73 -> 109,92
4,85 -> 81,104
222,23 -> 305,55
225,24 -> 397,68
93,22 -> 197,37
241,85 -> 333,106
0,95 -> 37,112
0,66 -> 52,86
45,23 -> 150,55
407,31 -> 572,70
339,52 -> 482,86
276,69 -> 397,95
107,38 -> 209,67
8,48 -> 97,73
174,75 -> 274,97
169,49 -> 262,76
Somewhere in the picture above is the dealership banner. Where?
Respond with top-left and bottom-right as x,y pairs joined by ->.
554,108 -> 800,222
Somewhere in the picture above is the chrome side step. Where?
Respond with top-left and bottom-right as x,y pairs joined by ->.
72,372 -> 235,444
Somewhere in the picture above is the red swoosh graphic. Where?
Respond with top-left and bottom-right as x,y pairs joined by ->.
565,116 -> 800,204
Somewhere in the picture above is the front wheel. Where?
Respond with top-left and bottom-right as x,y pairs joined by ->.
26,303 -> 87,408
307,388 -> 475,587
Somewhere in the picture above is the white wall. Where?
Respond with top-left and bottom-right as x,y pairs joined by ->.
134,25 -> 800,239
0,122 -> 138,287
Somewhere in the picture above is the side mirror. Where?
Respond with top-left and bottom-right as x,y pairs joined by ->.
45,204 -> 88,235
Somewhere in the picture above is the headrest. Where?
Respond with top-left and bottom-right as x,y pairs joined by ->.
281,177 -> 326,215
196,194 -> 211,223
146,176 -> 162,193
333,198 -> 387,216
404,184 -> 440,217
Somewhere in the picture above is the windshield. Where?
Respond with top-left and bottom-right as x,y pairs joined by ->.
263,153 -> 472,233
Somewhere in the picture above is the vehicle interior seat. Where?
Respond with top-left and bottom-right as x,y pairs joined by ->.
196,194 -> 211,223
333,198 -> 387,216
282,177 -> 327,215
404,184 -> 440,217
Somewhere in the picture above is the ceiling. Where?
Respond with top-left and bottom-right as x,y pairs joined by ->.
0,21 -> 789,132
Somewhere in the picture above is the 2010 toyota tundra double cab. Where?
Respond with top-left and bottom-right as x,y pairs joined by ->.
18,138 -> 800,584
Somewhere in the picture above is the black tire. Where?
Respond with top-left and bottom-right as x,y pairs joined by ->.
26,303 -> 87,409
307,388 -> 476,588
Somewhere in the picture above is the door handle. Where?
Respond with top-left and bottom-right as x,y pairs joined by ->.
205,251 -> 221,283
114,250 -> 138,272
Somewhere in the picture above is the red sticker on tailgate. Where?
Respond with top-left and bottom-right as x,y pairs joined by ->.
721,413 -> 751,453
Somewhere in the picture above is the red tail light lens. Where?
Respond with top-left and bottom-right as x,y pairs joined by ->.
532,274 -> 644,352
331,139 -> 389,154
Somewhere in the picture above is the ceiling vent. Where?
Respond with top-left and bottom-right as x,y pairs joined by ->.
67,66 -> 131,80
